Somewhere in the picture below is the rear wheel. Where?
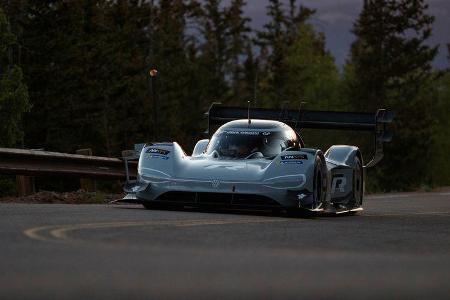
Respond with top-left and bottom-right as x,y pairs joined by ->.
350,156 -> 364,208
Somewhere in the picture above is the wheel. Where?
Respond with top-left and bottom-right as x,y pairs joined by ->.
350,156 -> 364,208
288,154 -> 327,217
312,155 -> 327,210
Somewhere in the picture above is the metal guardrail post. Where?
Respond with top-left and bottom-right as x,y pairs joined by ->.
16,175 -> 35,197
121,150 -> 137,184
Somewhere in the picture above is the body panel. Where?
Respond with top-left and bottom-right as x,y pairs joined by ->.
135,142 -> 317,208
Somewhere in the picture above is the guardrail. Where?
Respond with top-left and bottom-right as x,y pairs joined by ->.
0,148 -> 137,179
0,148 -> 139,196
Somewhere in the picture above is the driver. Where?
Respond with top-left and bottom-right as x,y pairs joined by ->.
228,143 -> 250,158
238,140 -> 261,158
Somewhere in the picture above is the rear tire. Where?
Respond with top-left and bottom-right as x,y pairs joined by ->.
350,156 -> 364,208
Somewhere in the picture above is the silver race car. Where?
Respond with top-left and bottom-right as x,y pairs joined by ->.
121,104 -> 394,214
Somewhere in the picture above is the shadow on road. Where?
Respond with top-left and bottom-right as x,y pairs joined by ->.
110,203 -> 325,219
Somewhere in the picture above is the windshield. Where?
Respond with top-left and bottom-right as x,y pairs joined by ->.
206,129 -> 298,159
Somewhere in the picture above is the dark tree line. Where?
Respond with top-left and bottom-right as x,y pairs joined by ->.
1,0 -> 449,192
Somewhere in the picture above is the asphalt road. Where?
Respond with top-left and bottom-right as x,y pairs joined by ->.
1,192 -> 450,299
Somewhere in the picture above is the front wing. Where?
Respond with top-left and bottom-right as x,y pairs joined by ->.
123,175 -> 317,209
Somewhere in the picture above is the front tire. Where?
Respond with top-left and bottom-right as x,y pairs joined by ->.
312,155 -> 327,210
288,154 -> 327,217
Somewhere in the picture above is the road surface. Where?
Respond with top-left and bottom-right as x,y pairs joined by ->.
1,191 -> 449,299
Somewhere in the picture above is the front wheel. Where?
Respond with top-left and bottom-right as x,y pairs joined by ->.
312,155 -> 328,210
288,154 -> 327,217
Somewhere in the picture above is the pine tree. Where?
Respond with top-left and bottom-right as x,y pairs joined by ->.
282,24 -> 339,110
0,7 -> 30,147
255,0 -> 286,106
428,49 -> 450,187
345,0 -> 437,110
256,0 -> 315,107
344,0 -> 438,190
19,1 -> 151,155
197,0 -> 229,102
147,0 -> 205,149
20,1 -> 95,152
224,0 -> 251,102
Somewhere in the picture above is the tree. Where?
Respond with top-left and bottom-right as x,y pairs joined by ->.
256,0 -> 287,107
282,24 -> 339,110
19,1 -> 151,155
147,0 -> 206,149
344,0 -> 438,190
0,7 -> 30,147
20,1 -> 100,153
224,0 -> 251,102
197,0 -> 229,101
427,47 -> 450,187
256,0 -> 315,107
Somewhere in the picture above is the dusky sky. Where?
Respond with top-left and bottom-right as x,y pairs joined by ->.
240,0 -> 449,69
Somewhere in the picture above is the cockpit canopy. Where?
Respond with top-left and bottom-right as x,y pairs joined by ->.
206,119 -> 300,159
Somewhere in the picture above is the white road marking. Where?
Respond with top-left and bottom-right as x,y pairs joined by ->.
367,192 -> 450,200
23,225 -> 58,242
364,211 -> 450,217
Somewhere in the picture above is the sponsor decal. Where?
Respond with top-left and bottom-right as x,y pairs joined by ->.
280,160 -> 303,165
144,154 -> 169,160
205,165 -> 245,170
223,130 -> 271,136
146,148 -> 170,155
279,154 -> 307,165
281,154 -> 308,160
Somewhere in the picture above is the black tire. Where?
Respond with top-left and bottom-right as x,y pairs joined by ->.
285,155 -> 327,217
350,156 -> 364,207
312,155 -> 327,210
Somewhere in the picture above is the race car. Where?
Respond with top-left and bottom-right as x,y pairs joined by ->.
121,104 -> 394,214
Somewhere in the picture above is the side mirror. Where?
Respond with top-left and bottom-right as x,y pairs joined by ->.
192,139 -> 209,157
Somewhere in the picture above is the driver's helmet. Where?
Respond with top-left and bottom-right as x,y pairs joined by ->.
228,139 -> 257,158
228,142 -> 247,156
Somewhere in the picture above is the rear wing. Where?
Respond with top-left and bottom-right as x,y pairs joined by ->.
206,103 -> 394,168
